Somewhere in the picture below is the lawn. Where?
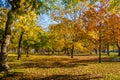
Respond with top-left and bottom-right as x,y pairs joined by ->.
0,53 -> 120,80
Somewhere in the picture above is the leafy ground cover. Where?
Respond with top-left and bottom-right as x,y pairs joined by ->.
0,53 -> 120,80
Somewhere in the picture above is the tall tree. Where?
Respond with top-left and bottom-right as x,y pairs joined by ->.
0,0 -> 21,72
0,0 -> 59,72
106,14 -> 120,56
14,11 -> 37,60
80,1 -> 109,62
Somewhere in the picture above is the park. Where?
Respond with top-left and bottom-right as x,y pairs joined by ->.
0,0 -> 120,80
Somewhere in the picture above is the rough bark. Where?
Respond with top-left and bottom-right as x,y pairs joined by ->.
0,11 -> 12,72
17,31 -> 24,60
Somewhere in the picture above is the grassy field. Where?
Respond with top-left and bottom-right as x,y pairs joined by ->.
0,53 -> 120,80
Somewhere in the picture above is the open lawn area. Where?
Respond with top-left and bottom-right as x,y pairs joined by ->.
0,53 -> 120,80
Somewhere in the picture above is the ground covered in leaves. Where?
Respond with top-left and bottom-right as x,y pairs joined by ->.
0,53 -> 120,80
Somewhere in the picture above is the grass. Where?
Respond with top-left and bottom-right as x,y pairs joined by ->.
0,53 -> 120,80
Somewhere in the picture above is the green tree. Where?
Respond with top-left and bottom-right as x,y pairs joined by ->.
0,0 -> 59,72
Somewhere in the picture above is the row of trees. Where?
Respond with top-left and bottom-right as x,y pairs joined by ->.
48,0 -> 120,59
0,0 -> 120,72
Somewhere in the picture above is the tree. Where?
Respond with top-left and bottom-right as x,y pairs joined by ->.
107,0 -> 120,13
106,14 -> 120,56
49,24 -> 66,55
80,1 -> 109,62
0,0 -> 20,72
22,26 -> 43,56
14,11 -> 37,60
0,0 -> 59,72
51,0 -> 89,58
0,8 -> 8,51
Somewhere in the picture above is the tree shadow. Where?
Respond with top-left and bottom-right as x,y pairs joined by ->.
8,56 -> 18,62
69,57 -> 113,64
20,61 -> 88,69
23,56 -> 113,68
0,71 -> 24,80
10,56 -> 112,69
39,74 -> 103,80
3,55 -> 113,79
0,74 -> 103,80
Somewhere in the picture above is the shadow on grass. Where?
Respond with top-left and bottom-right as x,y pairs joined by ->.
39,74 -> 103,80
9,57 -> 112,69
0,74 -> 103,80
20,61 -> 88,69
9,60 -> 80,69
8,56 -> 18,62
69,57 -> 112,63
0,71 -> 24,80
25,57 -> 112,68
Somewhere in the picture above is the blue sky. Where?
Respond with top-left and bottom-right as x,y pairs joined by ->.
37,14 -> 57,30
0,0 -> 12,9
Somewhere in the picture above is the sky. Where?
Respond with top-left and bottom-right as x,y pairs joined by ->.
0,0 -> 12,9
37,14 -> 57,30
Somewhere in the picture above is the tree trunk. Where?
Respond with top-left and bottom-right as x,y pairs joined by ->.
99,28 -> 102,63
26,46 -> 29,57
0,45 -> 1,52
71,44 -> 74,58
116,43 -> 120,56
99,40 -> 102,63
0,11 -> 12,72
106,43 -> 110,56
17,31 -> 24,60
